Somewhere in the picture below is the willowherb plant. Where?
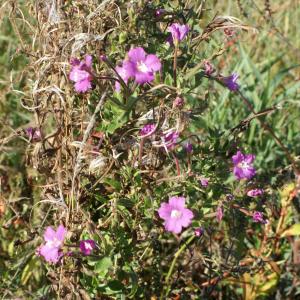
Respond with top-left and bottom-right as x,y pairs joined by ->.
2,0 -> 300,299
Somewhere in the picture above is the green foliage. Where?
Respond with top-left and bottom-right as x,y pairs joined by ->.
1,0 -> 300,299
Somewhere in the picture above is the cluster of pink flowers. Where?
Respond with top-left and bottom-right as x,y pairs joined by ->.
66,19 -> 269,244
37,225 -> 96,264
231,151 -> 267,224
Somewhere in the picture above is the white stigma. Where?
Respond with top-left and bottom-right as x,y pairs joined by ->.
171,209 -> 182,219
238,161 -> 249,169
84,243 -> 93,250
137,61 -> 149,73
48,238 -> 61,248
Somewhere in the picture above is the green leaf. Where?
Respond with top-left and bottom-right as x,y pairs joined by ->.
95,257 -> 112,277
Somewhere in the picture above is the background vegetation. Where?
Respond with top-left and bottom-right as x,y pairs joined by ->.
0,0 -> 300,299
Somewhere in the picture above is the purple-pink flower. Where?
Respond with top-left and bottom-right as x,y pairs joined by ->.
172,96 -> 184,108
232,151 -> 256,180
199,177 -> 209,187
222,73 -> 239,91
140,124 -> 156,137
124,47 -> 161,85
194,227 -> 204,237
167,23 -> 189,44
79,239 -> 96,255
163,131 -> 179,150
37,225 -> 67,263
158,196 -> 194,234
252,211 -> 267,224
155,9 -> 165,17
203,60 -> 214,76
69,55 -> 93,93
25,127 -> 41,142
247,188 -> 264,197
184,141 -> 193,153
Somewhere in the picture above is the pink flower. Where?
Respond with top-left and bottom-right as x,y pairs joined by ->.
203,60 -> 214,76
247,189 -> 264,197
69,55 -> 93,93
172,97 -> 184,108
252,211 -> 267,224
199,177 -> 209,187
121,47 -> 161,85
25,127 -> 41,142
155,9 -> 166,17
158,196 -> 194,234
79,240 -> 96,255
194,227 -> 204,237
140,124 -> 156,137
216,206 -> 223,222
184,141 -> 193,153
167,23 -> 189,44
232,151 -> 256,180
37,225 -> 67,263
163,131 -> 179,150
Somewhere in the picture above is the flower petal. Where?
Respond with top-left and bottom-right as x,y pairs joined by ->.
158,203 -> 172,220
232,151 -> 244,164
44,227 -> 56,242
180,208 -> 194,227
40,244 -> 61,263
134,71 -> 153,84
84,55 -> 93,68
56,225 -> 67,241
74,79 -> 92,93
128,47 -> 146,63
164,219 -> 183,234
168,196 -> 185,209
145,54 -> 161,72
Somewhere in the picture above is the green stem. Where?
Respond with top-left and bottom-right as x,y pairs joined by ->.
161,235 -> 195,299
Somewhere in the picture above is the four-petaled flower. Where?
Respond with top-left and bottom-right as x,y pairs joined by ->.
37,225 -> 67,263
158,196 -> 194,234
167,23 -> 189,44
79,239 -> 96,255
252,211 -> 267,224
247,188 -> 264,197
121,47 -> 161,85
69,55 -> 93,93
232,151 -> 256,180
222,73 -> 239,91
